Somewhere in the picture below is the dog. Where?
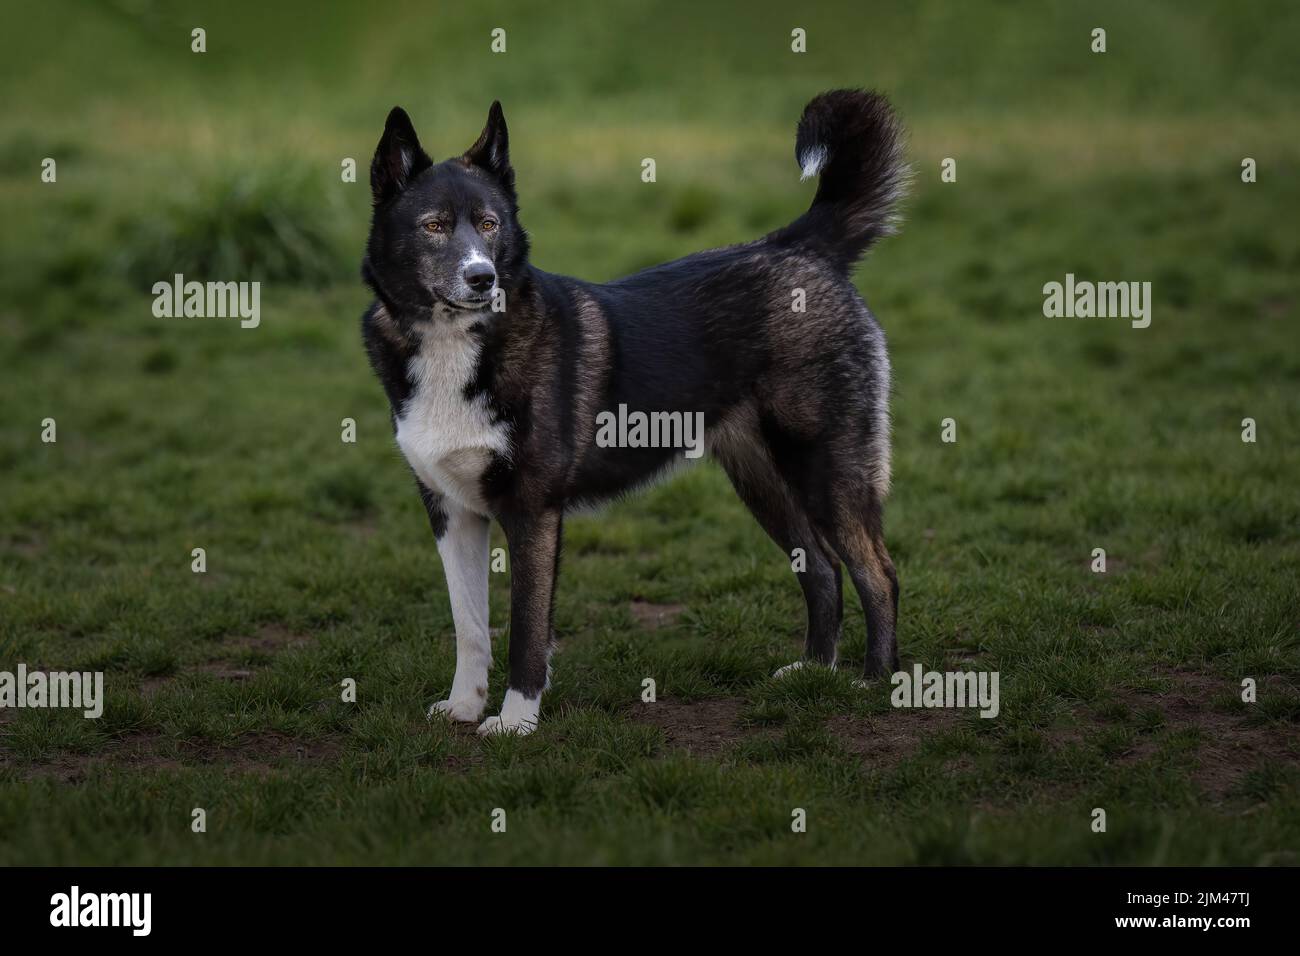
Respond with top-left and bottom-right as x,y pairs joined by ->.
361,90 -> 907,735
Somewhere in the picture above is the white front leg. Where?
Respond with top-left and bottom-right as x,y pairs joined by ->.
427,507 -> 492,723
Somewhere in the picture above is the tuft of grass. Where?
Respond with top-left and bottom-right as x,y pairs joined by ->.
114,165 -> 350,288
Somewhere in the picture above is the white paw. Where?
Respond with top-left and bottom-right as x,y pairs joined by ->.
773,660 -> 807,678
476,688 -> 541,736
428,697 -> 485,723
476,713 -> 537,736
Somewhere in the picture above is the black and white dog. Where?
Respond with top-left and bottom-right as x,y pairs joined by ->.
361,90 -> 907,735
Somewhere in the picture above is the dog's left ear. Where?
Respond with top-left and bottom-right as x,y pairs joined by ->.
464,101 -> 513,190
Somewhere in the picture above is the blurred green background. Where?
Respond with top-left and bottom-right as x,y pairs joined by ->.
0,0 -> 1297,865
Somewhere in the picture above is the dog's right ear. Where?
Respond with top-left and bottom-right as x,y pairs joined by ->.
371,107 -> 432,205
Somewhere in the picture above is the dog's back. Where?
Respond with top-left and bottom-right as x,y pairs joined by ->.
540,91 -> 906,509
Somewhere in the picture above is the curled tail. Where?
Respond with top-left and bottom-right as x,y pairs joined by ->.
774,89 -> 908,272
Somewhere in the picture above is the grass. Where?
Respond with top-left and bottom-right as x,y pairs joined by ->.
0,0 -> 1298,865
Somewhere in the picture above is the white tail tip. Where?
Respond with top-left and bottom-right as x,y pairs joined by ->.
798,145 -> 828,181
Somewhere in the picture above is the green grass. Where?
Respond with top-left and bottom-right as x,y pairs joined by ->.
0,0 -> 1298,865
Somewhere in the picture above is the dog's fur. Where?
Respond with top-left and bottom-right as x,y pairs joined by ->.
361,90 -> 907,734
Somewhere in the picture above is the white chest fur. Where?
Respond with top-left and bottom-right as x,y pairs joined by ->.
394,320 -> 510,515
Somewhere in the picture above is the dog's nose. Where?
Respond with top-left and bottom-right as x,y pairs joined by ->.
464,265 -> 496,293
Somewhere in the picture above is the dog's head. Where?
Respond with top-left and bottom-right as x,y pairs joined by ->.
363,102 -> 528,319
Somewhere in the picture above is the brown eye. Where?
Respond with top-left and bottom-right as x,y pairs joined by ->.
480,218 -> 498,233
424,221 -> 443,234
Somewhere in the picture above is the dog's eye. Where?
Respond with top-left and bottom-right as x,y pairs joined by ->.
423,221 -> 444,234
480,218 -> 498,233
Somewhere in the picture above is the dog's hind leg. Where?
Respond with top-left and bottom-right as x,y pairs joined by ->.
823,492 -> 899,680
713,429 -> 843,672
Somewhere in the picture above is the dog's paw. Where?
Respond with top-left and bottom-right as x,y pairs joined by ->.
852,668 -> 897,689
476,713 -> 537,736
773,660 -> 807,678
476,688 -> 541,736
428,697 -> 485,723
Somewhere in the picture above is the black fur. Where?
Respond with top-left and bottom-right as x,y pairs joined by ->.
362,90 -> 907,727
773,89 -> 908,270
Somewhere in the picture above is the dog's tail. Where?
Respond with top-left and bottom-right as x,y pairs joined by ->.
772,89 -> 909,272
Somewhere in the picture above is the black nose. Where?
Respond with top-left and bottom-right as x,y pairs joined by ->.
464,266 -> 496,293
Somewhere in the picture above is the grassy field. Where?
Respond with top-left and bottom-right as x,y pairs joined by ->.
1,0 -> 1298,864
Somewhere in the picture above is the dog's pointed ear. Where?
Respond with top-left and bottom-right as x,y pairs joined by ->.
463,101 -> 513,189
371,106 -> 432,205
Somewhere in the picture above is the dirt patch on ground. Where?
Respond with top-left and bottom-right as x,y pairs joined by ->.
221,623 -> 314,654
140,624 -> 316,694
193,663 -> 255,681
1,534 -> 43,559
627,669 -> 1297,800
827,708 -> 963,766
1096,668 -> 1299,801
630,697 -> 752,756
632,694 -> 963,764
629,599 -> 686,630
8,730 -> 343,783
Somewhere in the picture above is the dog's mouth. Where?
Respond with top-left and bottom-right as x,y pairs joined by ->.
432,289 -> 493,312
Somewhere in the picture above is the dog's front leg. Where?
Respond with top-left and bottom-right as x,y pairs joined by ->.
477,508 -> 561,736
425,493 -> 493,724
